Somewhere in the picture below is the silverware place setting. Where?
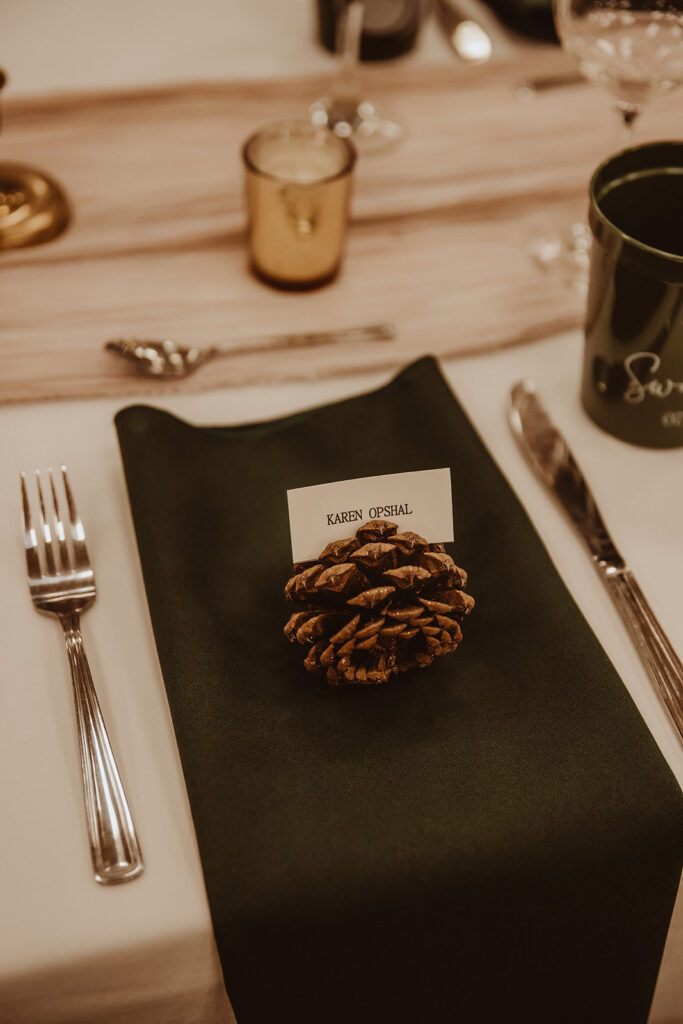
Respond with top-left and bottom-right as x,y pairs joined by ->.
509,381 -> 683,742
21,466 -> 144,885
105,322 -> 395,379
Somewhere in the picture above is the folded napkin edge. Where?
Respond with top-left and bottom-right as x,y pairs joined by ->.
113,355 -> 444,437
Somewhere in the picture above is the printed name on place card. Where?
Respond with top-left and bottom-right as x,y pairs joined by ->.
286,469 -> 453,563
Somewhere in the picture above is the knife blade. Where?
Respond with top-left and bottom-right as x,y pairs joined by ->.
509,379 -> 683,741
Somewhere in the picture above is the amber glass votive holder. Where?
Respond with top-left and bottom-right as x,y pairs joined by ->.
242,121 -> 356,289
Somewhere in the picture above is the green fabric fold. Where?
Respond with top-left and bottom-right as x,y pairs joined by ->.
116,357 -> 681,1024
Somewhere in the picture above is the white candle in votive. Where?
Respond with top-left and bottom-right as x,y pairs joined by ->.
253,134 -> 348,183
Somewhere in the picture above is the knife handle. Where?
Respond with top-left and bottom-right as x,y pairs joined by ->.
604,568 -> 683,741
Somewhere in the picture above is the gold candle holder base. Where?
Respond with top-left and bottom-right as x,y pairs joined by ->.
0,162 -> 70,251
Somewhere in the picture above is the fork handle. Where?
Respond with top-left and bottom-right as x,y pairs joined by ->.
61,615 -> 144,884
603,568 -> 683,742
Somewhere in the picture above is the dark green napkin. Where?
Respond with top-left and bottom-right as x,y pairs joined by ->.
116,357 -> 681,1024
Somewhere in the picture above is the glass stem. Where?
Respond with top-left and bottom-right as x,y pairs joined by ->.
616,100 -> 641,147
330,1 -> 365,104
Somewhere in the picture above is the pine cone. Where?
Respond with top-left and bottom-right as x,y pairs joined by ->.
284,519 -> 474,686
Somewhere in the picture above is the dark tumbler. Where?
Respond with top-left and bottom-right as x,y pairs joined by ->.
583,141 -> 683,448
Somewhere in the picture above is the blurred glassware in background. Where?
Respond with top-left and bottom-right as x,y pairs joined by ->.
434,0 -> 493,63
478,0 -> 558,41
242,120 -> 356,289
0,69 -> 70,250
557,0 -> 683,131
317,0 -> 422,60
530,0 -> 683,290
310,1 -> 406,153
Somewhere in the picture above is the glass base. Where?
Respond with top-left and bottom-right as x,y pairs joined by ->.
250,259 -> 340,291
310,97 -> 403,154
528,221 -> 591,293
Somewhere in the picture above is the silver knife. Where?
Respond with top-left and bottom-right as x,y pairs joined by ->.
509,379 -> 683,742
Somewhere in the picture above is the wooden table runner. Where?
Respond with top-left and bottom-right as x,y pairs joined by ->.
2,47 -> 682,404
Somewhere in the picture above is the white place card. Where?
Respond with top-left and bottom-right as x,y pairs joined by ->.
287,469 -> 453,563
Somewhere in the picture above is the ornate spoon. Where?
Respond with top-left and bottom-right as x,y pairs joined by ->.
105,323 -> 395,379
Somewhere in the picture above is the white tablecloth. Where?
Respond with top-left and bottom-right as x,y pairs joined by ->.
2,332 -> 681,1023
1,4 -> 681,1022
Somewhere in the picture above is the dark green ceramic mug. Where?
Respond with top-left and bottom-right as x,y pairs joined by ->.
582,141 -> 683,448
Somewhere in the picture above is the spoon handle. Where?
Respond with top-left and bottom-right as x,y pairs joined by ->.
211,323 -> 395,360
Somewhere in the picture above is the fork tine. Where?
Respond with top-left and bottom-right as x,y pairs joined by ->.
35,470 -> 57,577
61,466 -> 90,569
49,467 -> 70,572
20,472 -> 42,581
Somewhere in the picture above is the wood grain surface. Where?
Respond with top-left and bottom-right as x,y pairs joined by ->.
2,47 -> 682,404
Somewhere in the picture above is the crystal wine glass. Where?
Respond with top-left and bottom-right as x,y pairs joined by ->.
310,1 -> 404,155
531,0 -> 683,289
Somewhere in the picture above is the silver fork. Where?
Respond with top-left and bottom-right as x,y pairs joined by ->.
21,467 -> 143,885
